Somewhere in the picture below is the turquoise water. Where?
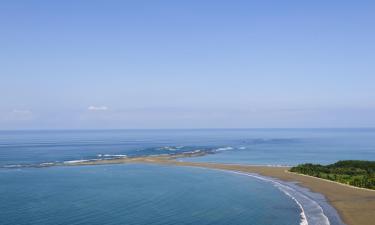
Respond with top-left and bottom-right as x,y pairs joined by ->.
1,129 -> 373,225
0,164 -> 301,225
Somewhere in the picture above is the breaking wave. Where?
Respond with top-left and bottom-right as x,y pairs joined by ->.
223,171 -> 334,225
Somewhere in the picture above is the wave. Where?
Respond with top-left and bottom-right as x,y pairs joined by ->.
2,164 -> 25,168
39,162 -> 55,166
278,186 -> 308,225
97,154 -> 127,158
63,160 -> 91,164
63,154 -> 128,165
214,147 -> 234,152
157,146 -> 185,151
189,150 -> 203,154
223,171 -> 333,225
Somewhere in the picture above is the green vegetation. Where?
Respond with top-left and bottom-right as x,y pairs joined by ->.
290,160 -> 375,190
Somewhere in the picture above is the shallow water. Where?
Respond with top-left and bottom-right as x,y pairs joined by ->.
0,164 -> 302,225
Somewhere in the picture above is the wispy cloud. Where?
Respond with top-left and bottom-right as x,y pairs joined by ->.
0,109 -> 34,122
12,109 -> 32,114
88,106 -> 108,111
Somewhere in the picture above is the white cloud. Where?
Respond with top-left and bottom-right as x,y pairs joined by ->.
88,106 -> 108,111
12,109 -> 32,114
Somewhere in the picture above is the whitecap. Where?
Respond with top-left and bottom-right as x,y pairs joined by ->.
39,162 -> 55,166
97,154 -> 127,158
215,147 -> 234,152
3,164 -> 24,168
159,146 -> 178,151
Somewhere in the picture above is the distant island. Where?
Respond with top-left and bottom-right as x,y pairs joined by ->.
290,160 -> 375,190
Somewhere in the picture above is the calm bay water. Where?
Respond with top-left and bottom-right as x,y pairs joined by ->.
0,164 -> 301,225
1,129 -> 373,225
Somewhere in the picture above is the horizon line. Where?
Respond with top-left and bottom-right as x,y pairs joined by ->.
1,127 -> 375,132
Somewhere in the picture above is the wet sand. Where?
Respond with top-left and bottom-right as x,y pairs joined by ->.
68,156 -> 375,225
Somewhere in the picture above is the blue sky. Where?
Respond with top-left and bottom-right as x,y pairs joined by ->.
1,0 -> 375,129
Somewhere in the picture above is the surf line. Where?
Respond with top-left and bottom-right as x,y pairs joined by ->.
219,170 -> 332,225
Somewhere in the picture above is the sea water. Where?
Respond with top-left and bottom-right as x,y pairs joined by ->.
1,129 -> 374,167
1,129 -> 374,225
0,164 -> 302,225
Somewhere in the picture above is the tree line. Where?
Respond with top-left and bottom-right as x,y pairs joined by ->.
290,160 -> 375,190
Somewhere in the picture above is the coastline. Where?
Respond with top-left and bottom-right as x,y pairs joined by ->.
171,162 -> 375,225
286,170 -> 375,193
63,155 -> 375,225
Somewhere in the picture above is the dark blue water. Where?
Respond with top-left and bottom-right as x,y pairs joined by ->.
1,129 -> 373,225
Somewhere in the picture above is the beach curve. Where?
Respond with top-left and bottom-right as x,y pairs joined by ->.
8,153 -> 375,225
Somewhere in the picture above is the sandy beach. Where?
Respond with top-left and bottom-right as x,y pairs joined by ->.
170,162 -> 375,225
67,155 -> 375,225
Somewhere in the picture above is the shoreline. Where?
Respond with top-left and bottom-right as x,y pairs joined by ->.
169,162 -> 374,225
5,152 -> 375,225
286,170 -> 375,193
63,155 -> 375,225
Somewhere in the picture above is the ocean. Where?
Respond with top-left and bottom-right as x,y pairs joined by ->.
1,129 -> 374,225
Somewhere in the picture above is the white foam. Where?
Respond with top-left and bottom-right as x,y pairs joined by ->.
190,150 -> 202,153
63,160 -> 90,164
224,171 -> 331,225
275,183 -> 308,225
98,154 -> 127,158
106,154 -> 127,158
40,162 -> 55,166
3,164 -> 23,168
215,147 -> 234,151
159,146 -> 178,151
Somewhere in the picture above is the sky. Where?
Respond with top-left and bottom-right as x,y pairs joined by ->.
1,0 -> 375,129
